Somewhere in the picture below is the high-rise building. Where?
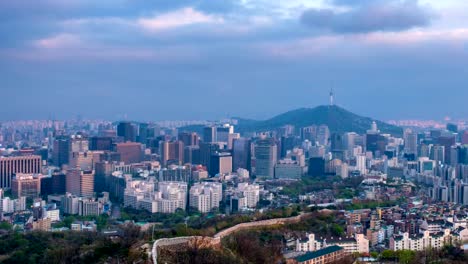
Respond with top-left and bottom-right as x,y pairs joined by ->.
331,133 -> 344,152
209,152 -> 232,176
189,182 -> 222,213
157,181 -> 188,213
40,171 -> 66,195
159,140 -> 184,166
89,136 -> 113,151
11,173 -> 42,198
69,151 -> 94,170
431,145 -> 445,164
0,155 -> 42,189
281,136 -> 296,158
366,131 -> 387,158
138,123 -> 149,144
216,124 -> 234,143
227,133 -> 240,150
94,161 -> 113,193
61,193 -> 80,214
301,126 -> 317,141
66,168 -> 95,198
116,142 -> 142,164
70,135 -> 89,153
462,131 -> 468,145
317,125 -> 330,146
308,157 -> 325,177
275,159 -> 302,179
203,126 -> 216,143
438,136 -> 455,164
254,137 -> 277,179
178,132 -> 199,147
404,129 -> 418,156
159,165 -> 191,182
52,136 -> 70,167
199,142 -> 221,170
233,138 -> 251,171
117,122 -> 136,142
184,145 -> 200,165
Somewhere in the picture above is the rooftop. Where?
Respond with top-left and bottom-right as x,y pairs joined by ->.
294,245 -> 343,262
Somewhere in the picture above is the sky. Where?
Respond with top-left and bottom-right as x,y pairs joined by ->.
1,0 -> 468,122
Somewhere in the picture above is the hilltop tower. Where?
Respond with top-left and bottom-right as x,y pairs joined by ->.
329,88 -> 334,106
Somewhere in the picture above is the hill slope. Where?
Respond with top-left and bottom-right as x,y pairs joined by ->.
234,105 -> 402,136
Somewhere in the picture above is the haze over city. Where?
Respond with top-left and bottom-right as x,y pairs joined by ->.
1,0 -> 468,121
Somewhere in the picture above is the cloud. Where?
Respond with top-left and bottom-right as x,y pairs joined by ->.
258,28 -> 468,59
137,7 -> 224,32
301,0 -> 436,33
34,33 -> 82,49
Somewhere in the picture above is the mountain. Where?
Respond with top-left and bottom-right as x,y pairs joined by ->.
233,105 -> 402,136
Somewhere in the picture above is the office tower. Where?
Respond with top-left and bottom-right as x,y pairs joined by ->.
462,131 -> 468,145
70,135 -> 89,153
178,132 -> 199,147
343,132 -> 357,153
61,193 -> 80,214
227,133 -> 240,150
184,145 -> 200,165
277,125 -> 295,137
117,122 -> 136,142
40,171 -> 66,195
404,129 -> 418,156
280,136 -> 296,158
116,142 -> 142,164
431,145 -> 445,164
69,151 -> 94,170
189,182 -> 222,213
159,165 -> 191,182
419,143 -> 431,158
94,161 -> 112,193
99,151 -> 121,162
66,168 -> 95,198
209,152 -> 232,176
366,123 -> 387,158
254,137 -> 277,179
203,126 -> 216,143
438,136 -> 456,164
199,142 -> 221,170
275,159 -> 302,179
232,138 -> 251,171
301,126 -> 317,141
331,133 -> 344,152
147,125 -> 161,138
447,123 -> 458,133
216,124 -> 234,143
0,155 -> 42,189
89,136 -> 113,151
159,140 -> 184,166
317,125 -> 330,146
53,136 -> 70,167
138,123 -> 149,144
11,173 -> 42,198
78,198 -> 102,216
308,157 -> 325,177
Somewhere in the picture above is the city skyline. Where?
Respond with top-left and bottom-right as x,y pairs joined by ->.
1,0 -> 468,121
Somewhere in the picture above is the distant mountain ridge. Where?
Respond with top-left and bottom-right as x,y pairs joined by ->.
178,105 -> 402,136
233,105 -> 402,136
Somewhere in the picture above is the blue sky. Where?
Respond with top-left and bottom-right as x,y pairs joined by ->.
1,0 -> 468,121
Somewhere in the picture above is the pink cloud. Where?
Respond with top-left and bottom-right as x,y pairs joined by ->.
34,33 -> 82,49
137,8 -> 224,32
